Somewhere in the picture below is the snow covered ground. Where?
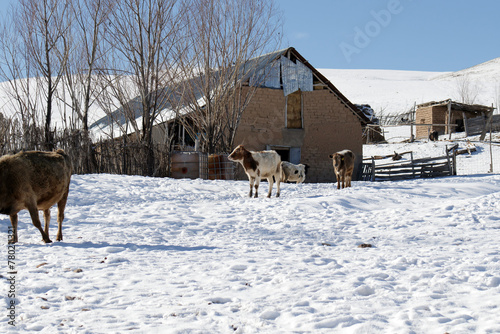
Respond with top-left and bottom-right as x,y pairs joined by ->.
365,125 -> 500,175
2,150 -> 500,333
1,57 -> 500,333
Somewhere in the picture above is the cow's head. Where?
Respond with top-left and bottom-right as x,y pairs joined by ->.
329,153 -> 344,171
295,164 -> 307,183
228,145 -> 247,162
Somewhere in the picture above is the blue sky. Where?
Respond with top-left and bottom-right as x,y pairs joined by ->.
276,0 -> 500,72
1,0 -> 498,73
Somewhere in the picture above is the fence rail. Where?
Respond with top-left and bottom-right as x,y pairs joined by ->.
360,151 -> 456,182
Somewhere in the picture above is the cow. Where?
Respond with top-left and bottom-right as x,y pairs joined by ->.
329,149 -> 355,189
228,145 -> 281,198
429,130 -> 439,141
0,149 -> 72,244
281,161 -> 307,184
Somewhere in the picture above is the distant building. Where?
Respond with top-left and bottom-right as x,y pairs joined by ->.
415,99 -> 495,139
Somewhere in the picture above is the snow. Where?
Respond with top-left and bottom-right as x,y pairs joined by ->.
321,57 -> 500,116
2,57 -> 500,333
2,149 -> 500,333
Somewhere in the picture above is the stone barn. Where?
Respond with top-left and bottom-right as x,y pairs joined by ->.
89,47 -> 370,182
416,99 -> 495,139
231,47 -> 370,182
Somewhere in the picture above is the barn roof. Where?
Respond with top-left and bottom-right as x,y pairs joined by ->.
417,99 -> 495,114
89,47 -> 370,137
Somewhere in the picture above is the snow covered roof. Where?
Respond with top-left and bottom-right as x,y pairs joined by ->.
417,99 -> 495,114
88,47 -> 371,138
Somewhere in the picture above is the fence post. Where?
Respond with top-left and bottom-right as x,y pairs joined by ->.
371,157 -> 375,181
489,120 -> 494,173
453,150 -> 457,175
411,152 -> 415,178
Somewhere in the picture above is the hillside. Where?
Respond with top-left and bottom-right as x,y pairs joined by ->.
321,57 -> 499,118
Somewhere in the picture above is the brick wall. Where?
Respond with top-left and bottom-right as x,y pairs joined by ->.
416,106 -> 433,138
233,87 -> 363,183
416,105 -> 455,139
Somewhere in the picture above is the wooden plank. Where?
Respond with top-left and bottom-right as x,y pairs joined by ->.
480,110 -> 495,141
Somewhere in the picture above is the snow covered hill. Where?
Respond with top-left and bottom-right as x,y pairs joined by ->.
321,57 -> 500,117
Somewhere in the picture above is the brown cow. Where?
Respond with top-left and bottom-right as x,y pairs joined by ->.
329,149 -> 355,189
228,145 -> 281,198
0,149 -> 72,243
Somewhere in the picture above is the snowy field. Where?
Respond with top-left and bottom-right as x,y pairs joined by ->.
2,160 -> 500,333
1,57 -> 500,333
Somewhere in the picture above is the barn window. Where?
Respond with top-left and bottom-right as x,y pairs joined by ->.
286,90 -> 302,129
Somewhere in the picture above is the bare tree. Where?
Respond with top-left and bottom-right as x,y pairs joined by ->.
0,4 -> 43,151
174,0 -> 282,154
495,81 -> 500,115
455,73 -> 480,105
98,0 -> 184,176
60,0 -> 113,172
64,0 -> 111,132
16,0 -> 72,150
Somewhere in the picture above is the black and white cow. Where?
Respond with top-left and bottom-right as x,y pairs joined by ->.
281,161 -> 307,184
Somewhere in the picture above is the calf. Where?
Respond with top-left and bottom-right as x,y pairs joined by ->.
281,161 -> 307,184
0,149 -> 72,243
329,149 -> 355,189
228,145 -> 281,198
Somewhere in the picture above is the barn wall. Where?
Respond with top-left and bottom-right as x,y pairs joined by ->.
233,87 -> 363,183
302,90 -> 362,183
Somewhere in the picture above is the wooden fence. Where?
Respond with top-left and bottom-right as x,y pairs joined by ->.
360,151 -> 456,181
465,114 -> 500,137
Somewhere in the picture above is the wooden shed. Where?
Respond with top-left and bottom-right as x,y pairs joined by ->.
416,100 -> 495,139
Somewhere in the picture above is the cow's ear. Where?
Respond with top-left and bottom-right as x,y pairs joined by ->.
341,157 -> 344,161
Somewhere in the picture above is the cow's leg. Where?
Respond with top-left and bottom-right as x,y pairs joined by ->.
9,214 -> 18,244
43,208 -> 50,238
347,172 -> 352,188
276,173 -> 281,198
254,177 -> 260,198
27,202 -> 52,243
266,177 -> 274,198
249,177 -> 255,197
336,173 -> 341,189
56,190 -> 68,241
